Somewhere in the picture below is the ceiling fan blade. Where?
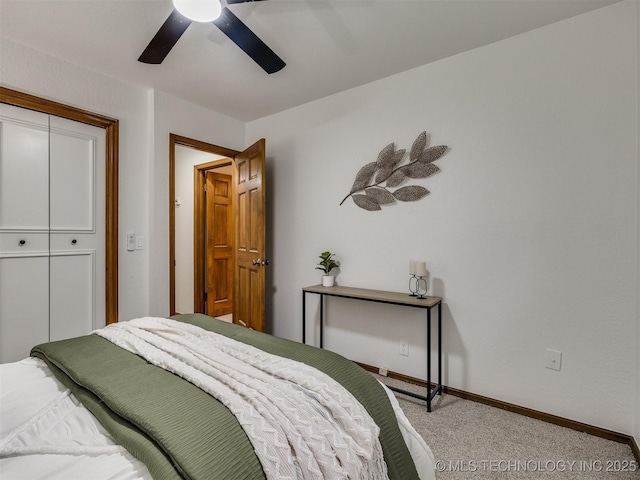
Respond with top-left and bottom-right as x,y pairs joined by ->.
213,7 -> 285,74
138,10 -> 192,64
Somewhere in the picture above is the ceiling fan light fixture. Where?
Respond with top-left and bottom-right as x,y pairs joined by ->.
173,0 -> 222,22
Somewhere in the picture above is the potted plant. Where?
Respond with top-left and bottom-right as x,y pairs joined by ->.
316,251 -> 338,287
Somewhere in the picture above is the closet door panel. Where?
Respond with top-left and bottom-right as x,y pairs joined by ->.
49,252 -> 94,341
0,105 -> 49,231
50,116 -> 105,331
0,232 -> 48,255
49,125 -> 95,232
0,256 -> 49,363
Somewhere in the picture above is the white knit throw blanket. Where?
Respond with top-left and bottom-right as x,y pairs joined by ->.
94,317 -> 389,480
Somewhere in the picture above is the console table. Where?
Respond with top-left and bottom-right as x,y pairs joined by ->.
302,285 -> 443,411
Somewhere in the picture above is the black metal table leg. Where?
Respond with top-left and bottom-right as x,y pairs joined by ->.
427,307 -> 432,412
302,291 -> 306,344
438,303 -> 442,396
319,294 -> 324,348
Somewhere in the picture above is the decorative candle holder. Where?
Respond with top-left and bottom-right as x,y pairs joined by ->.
409,260 -> 429,299
409,274 -> 419,297
416,275 -> 428,299
409,275 -> 428,299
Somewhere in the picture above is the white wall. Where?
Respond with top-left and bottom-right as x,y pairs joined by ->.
247,1 -> 639,435
148,91 -> 245,318
0,38 -> 151,322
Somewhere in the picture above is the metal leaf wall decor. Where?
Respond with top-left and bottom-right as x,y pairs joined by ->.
339,131 -> 449,211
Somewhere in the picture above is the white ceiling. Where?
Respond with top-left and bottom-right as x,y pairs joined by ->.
0,0 -> 618,122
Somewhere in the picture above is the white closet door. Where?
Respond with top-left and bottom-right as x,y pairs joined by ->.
0,256 -> 50,362
49,253 -> 95,341
0,105 -> 49,231
0,105 -> 50,363
49,116 -> 106,338
0,106 -> 107,360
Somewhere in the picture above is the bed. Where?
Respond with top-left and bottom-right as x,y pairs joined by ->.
0,314 -> 435,480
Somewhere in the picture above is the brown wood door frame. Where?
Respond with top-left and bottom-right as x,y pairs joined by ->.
169,134 -> 239,315
0,87 -> 119,325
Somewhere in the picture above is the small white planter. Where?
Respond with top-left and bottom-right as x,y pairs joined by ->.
322,275 -> 335,287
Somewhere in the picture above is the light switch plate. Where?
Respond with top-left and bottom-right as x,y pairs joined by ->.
127,233 -> 135,252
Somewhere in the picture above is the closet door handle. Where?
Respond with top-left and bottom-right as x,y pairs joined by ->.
18,239 -> 26,246
71,239 -> 77,245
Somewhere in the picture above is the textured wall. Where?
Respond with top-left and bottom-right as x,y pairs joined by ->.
247,1 -> 639,434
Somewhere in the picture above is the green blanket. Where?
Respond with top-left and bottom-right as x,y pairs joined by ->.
31,314 -> 419,480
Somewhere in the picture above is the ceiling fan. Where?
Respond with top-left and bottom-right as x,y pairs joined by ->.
138,0 -> 285,74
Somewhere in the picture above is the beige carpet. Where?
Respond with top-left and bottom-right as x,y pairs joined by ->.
377,375 -> 639,479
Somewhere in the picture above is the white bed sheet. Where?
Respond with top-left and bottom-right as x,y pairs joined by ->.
0,358 -> 435,480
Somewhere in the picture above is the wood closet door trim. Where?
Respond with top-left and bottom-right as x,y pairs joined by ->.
0,86 -> 120,325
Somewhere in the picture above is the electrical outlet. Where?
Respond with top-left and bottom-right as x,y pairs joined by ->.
545,349 -> 562,371
378,367 -> 388,377
400,341 -> 409,356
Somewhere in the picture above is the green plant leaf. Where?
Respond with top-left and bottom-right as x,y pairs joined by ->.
316,251 -> 338,273
393,185 -> 430,202
353,194 -> 381,211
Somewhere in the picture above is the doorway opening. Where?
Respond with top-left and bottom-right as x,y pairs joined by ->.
170,135 -> 267,332
169,134 -> 239,317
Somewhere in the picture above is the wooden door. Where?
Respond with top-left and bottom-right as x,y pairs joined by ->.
233,139 -> 266,332
205,171 -> 233,317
